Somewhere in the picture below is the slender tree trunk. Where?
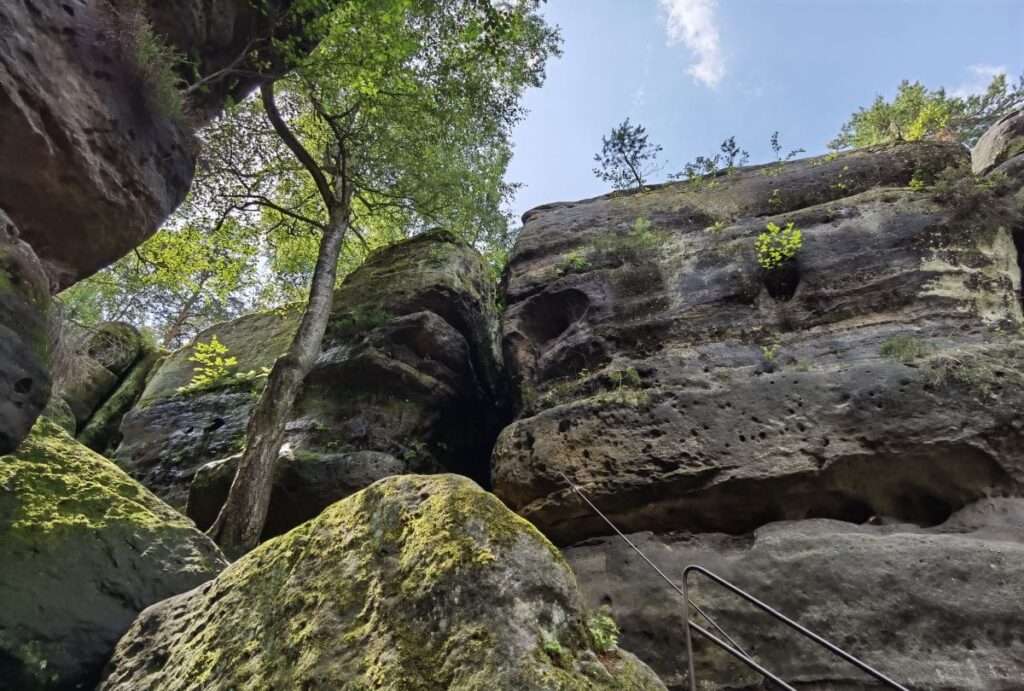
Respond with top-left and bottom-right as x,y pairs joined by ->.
207,209 -> 348,558
161,276 -> 208,348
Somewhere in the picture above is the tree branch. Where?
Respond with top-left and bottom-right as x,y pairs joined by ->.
260,82 -> 335,207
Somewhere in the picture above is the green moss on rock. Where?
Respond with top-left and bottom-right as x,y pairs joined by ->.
0,419 -> 226,689
101,475 -> 665,690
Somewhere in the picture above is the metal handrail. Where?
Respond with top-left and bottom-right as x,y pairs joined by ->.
682,564 -> 908,691
557,473 -> 752,658
557,473 -> 908,691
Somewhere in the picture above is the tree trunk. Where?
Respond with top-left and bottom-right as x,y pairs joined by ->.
161,276 -> 207,348
207,210 -> 348,558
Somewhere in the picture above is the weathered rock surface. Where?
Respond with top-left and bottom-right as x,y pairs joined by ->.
0,1 -> 326,286
57,322 -> 147,429
77,348 -> 163,454
973,108 -> 1024,175
492,141 -> 1024,544
102,474 -> 664,690
185,448 -> 406,538
0,418 -> 226,690
0,0 -> 194,285
0,210 -> 51,453
116,230 -> 503,513
565,498 -> 1024,690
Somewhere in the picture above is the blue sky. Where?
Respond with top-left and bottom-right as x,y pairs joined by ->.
506,0 -> 1024,220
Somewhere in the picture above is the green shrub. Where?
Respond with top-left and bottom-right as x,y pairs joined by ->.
755,222 -> 802,270
556,250 -> 591,276
181,336 -> 237,390
591,217 -> 666,264
878,335 -> 932,363
134,21 -> 186,121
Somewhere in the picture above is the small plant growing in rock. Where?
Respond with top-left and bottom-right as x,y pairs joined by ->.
931,165 -> 1010,217
908,171 -> 927,191
879,335 -> 932,364
767,188 -> 783,208
587,609 -> 619,654
704,219 -> 728,234
672,136 -> 749,188
595,366 -> 647,407
556,250 -> 591,276
762,343 -> 780,361
402,439 -> 427,462
591,217 -> 666,264
541,634 -> 567,664
762,131 -> 804,177
755,222 -> 802,270
180,336 -> 237,391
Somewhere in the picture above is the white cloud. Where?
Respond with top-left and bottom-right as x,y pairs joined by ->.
952,64 -> 1008,98
659,0 -> 725,88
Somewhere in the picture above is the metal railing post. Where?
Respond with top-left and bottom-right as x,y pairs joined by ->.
682,574 -> 697,691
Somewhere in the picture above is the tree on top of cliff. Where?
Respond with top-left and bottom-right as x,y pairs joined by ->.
831,73 -> 1024,149
199,0 -> 560,558
593,119 -> 664,192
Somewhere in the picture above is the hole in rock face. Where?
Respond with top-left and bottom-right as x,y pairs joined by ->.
517,288 -> 590,345
804,495 -> 874,524
764,258 -> 799,301
13,378 -> 31,395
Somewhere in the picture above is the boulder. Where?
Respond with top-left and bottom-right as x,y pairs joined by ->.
492,142 -> 1024,544
84,322 -> 143,376
0,0 -> 194,285
972,109 -> 1024,175
565,498 -> 1024,690
77,348 -> 163,454
0,1 -> 329,285
0,210 -> 51,453
58,356 -> 119,427
0,418 -> 226,690
114,306 -> 299,507
101,474 -> 665,690
115,230 -> 504,513
39,395 -> 76,436
186,449 -> 407,538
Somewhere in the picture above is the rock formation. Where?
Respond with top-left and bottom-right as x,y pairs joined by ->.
0,0 -> 321,286
0,418 -> 226,689
0,211 -> 51,453
115,230 -> 504,525
488,134 -> 1024,688
100,474 -> 664,690
566,498 -> 1024,690
492,141 -> 1024,545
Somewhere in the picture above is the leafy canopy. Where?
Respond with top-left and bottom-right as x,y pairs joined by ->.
61,0 -> 560,345
831,73 -> 1024,149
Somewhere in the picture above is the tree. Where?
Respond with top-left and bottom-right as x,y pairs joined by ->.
202,0 -> 559,557
593,118 -> 663,192
831,73 -> 1024,149
56,205 -> 261,348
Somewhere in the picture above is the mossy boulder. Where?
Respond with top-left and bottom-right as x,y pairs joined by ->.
39,395 -> 75,435
0,209 -> 50,453
77,349 -> 163,454
101,474 -> 664,690
0,419 -> 226,689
